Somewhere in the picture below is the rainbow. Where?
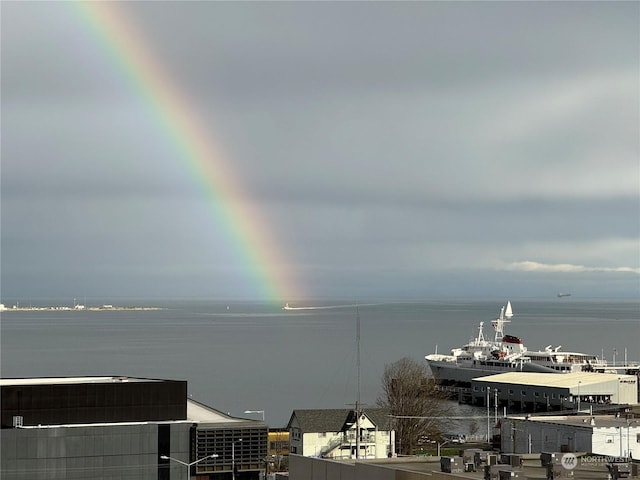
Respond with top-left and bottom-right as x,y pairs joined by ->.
72,2 -> 298,301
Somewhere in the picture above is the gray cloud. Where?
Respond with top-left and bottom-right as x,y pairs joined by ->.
1,1 -> 638,300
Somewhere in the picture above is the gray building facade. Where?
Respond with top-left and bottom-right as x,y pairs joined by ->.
1,377 -> 267,480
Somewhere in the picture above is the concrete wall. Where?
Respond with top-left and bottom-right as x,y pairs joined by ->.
289,455 -> 347,480
290,455 -> 449,480
592,425 -> 640,458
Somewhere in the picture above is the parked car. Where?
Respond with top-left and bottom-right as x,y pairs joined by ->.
442,433 -> 466,444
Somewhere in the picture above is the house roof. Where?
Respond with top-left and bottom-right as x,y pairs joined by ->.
363,408 -> 393,429
287,408 -> 391,432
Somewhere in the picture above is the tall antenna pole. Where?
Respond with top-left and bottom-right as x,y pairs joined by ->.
356,304 -> 361,411
356,304 -> 361,459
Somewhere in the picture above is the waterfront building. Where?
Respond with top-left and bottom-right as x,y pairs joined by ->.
471,371 -> 638,412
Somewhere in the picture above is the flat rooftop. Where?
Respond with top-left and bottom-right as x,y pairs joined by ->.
316,454 -> 625,479
0,376 -> 169,386
510,414 -> 640,429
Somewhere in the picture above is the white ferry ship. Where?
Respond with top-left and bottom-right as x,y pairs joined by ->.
425,301 -> 607,386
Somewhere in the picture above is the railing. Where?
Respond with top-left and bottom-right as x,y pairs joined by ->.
319,433 -> 377,457
318,436 -> 346,457
345,433 -> 375,443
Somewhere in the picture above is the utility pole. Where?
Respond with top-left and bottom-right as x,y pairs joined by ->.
356,304 -> 361,459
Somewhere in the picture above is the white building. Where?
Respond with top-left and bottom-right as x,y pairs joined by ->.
472,372 -> 638,411
501,414 -> 640,458
287,408 -> 394,459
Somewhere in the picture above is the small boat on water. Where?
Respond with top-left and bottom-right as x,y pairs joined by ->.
425,301 -> 607,386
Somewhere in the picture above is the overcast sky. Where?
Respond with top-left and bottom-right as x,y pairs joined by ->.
2,1 -> 639,302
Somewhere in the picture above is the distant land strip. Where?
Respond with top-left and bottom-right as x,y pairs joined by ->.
0,305 -> 164,312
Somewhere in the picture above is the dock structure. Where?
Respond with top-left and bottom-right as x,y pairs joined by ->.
470,372 -> 638,413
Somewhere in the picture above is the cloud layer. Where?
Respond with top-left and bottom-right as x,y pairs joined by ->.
1,1 -> 638,300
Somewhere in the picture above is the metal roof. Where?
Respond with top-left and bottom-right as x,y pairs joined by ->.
187,399 -> 245,424
473,372 -> 634,388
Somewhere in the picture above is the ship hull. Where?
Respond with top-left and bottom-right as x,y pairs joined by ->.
426,358 -> 557,386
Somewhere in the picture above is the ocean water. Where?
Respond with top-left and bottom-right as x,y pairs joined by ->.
1,298 -> 638,427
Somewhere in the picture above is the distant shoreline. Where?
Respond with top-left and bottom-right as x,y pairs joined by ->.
0,306 -> 164,312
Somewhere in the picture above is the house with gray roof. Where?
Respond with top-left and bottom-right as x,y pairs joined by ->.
287,408 -> 395,459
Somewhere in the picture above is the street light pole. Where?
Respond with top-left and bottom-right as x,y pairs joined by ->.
232,438 -> 243,480
437,439 -> 451,457
160,453 -> 218,480
487,387 -> 491,443
244,409 -> 265,421
577,381 -> 581,413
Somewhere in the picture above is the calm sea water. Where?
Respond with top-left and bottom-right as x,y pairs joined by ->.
1,298 -> 638,427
